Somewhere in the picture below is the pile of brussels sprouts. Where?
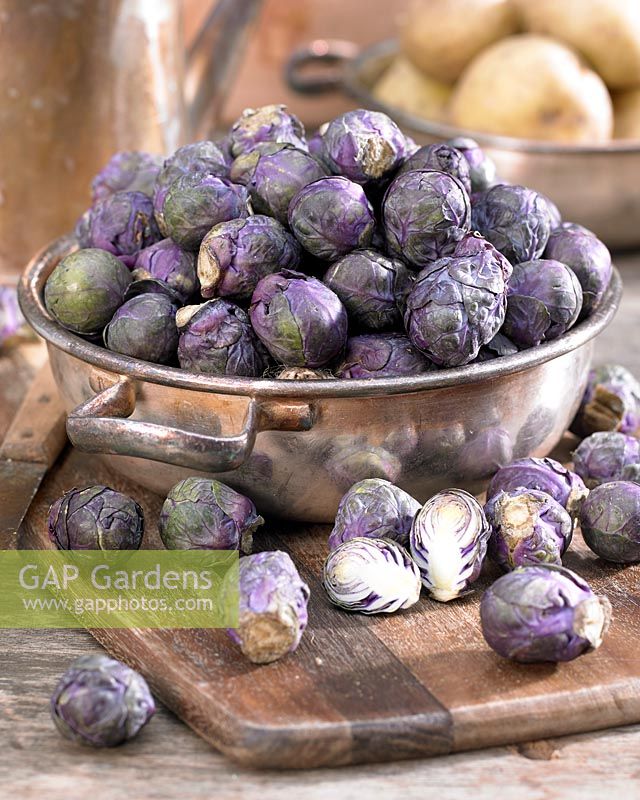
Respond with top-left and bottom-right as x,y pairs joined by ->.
44,104 -> 613,378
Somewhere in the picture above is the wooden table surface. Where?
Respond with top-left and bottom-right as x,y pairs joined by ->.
0,256 -> 638,799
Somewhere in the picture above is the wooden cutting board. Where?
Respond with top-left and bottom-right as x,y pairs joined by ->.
18,442 -> 640,770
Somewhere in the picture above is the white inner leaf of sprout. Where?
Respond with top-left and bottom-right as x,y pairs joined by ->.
573,596 -> 610,649
334,548 -> 411,606
422,498 -> 474,601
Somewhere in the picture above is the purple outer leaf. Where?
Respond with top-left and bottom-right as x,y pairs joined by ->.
335,333 -> 433,379
486,456 -> 588,518
84,191 -> 161,267
480,564 -> 611,662
544,226 -> 612,317
198,215 -> 301,301
134,238 -> 197,303
91,151 -> 163,203
177,299 -> 268,377
446,136 -> 496,192
323,536 -> 421,614
471,183 -> 553,264
409,488 -> 490,602
503,259 -> 583,347
249,269 -> 348,367
403,233 -> 511,366
399,143 -> 472,194
573,431 -> 640,488
571,363 -> 640,437
288,176 -> 375,261
323,249 -> 412,331
485,488 -> 573,570
51,654 -> 155,747
153,141 -> 230,235
320,109 -> 407,184
159,477 -> 263,553
48,486 -> 144,550
104,294 -> 178,364
248,144 -> 329,225
328,478 -> 421,550
227,550 -> 310,663
382,169 -> 471,268
229,104 -> 307,157
579,480 -> 640,562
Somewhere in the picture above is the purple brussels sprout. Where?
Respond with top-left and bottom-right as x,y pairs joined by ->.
503,259 -> 583,347
162,173 -> 248,250
446,136 -> 496,192
134,238 -> 197,303
48,486 -> 144,550
571,364 -> 640,437
471,184 -> 553,264
382,169 -> 471,268
319,109 -> 407,184
249,270 -> 348,367
152,141 -> 229,231
323,537 -> 421,614
328,478 -> 421,550
229,104 -> 306,157
159,477 -> 263,553
307,130 -> 326,160
248,144 -> 329,226
480,564 -> 611,663
399,143 -> 471,195
404,233 -> 511,367
487,457 -> 588,518
288,176 -> 375,260
51,655 -> 155,747
226,550 -> 309,664
335,333 -> 433,379
410,489 -> 490,602
91,150 -> 163,203
104,294 -> 178,364
485,488 -> 573,570
124,277 -> 183,306
539,193 -> 563,231
573,432 -> 640,488
323,249 -> 412,331
176,299 -> 268,377
229,141 -> 284,185
44,248 -> 132,337
0,286 -> 25,348
475,331 -> 519,361
198,215 -> 301,301
579,481 -> 640,562
83,191 -> 161,267
544,226 -> 612,317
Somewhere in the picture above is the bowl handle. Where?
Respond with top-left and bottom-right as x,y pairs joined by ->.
66,377 -> 315,473
285,39 -> 359,94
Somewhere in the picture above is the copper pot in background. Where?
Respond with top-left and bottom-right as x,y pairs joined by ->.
0,0 -> 260,275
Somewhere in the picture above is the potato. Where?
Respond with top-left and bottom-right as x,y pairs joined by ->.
449,35 -> 613,143
372,57 -> 452,122
613,90 -> 640,139
399,0 -> 518,84
516,0 -> 640,90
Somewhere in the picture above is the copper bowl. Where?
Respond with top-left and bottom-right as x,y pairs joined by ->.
19,235 -> 622,521
286,38 -> 640,249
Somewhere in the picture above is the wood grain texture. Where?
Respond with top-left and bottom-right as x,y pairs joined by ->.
0,361 -> 67,465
